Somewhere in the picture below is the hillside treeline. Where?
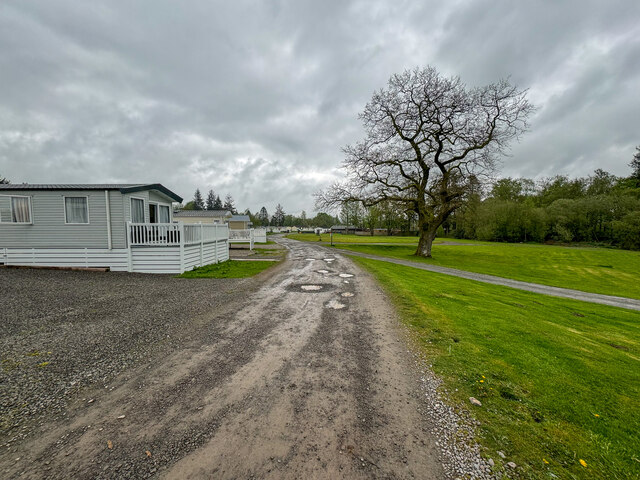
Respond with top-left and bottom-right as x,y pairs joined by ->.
445,170 -> 640,250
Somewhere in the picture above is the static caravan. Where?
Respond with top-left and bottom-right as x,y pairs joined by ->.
173,209 -> 233,224
0,184 -> 229,273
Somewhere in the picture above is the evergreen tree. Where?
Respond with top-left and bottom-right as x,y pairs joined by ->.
258,206 -> 269,226
206,189 -> 216,210
193,189 -> 204,210
213,195 -> 223,209
223,194 -> 236,214
0,174 -> 9,184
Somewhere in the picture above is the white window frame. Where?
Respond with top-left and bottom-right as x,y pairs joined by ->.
0,195 -> 33,224
152,202 -> 172,224
63,195 -> 90,225
130,196 -> 146,223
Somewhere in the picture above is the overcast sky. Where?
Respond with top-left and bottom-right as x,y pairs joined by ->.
1,1 -> 638,214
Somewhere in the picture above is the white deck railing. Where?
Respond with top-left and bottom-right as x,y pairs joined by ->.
127,222 -> 229,246
184,223 -> 229,245
229,228 -> 255,250
128,223 -> 182,246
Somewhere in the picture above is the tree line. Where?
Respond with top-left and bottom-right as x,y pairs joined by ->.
182,189 -> 340,228
328,151 -> 640,250
183,188 -> 237,213
445,158 -> 640,250
245,205 -> 339,228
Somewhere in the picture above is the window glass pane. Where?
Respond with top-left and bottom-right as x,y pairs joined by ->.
149,204 -> 157,223
64,197 -> 88,223
159,205 -> 170,223
11,197 -> 31,223
131,198 -> 145,223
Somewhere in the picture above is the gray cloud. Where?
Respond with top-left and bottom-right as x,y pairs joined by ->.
1,0 -> 638,214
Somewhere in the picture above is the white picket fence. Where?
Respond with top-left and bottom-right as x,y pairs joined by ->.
127,222 -> 229,273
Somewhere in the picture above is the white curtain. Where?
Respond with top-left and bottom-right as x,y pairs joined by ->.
11,197 -> 31,223
64,197 -> 88,223
159,205 -> 170,223
131,198 -> 145,223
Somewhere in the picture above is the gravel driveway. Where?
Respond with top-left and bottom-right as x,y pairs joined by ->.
1,241 -> 491,479
1,269 -> 255,446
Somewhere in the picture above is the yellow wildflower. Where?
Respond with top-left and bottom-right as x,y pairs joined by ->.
593,413 -> 600,418
579,459 -> 587,468
543,458 -> 549,464
480,380 -> 484,383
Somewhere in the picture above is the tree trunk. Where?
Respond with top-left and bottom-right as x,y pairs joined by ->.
415,227 -> 436,257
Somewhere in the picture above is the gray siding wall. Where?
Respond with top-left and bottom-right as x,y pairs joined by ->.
0,190 -> 114,248
108,191 -> 126,248
0,189 -> 172,248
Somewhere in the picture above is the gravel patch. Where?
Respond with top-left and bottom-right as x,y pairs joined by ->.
0,268 -> 253,446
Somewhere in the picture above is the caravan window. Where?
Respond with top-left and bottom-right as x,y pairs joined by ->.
64,197 -> 89,224
131,198 -> 145,223
159,205 -> 170,223
0,195 -> 32,223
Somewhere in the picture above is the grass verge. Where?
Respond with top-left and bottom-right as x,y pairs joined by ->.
178,260 -> 277,278
335,243 -> 640,299
351,256 -> 640,479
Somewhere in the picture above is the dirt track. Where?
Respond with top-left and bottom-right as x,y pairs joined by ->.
1,239 -> 446,479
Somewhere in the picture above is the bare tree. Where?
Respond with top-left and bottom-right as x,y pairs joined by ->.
316,66 -> 533,257
272,203 -> 285,227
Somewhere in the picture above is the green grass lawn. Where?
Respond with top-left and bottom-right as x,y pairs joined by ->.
286,233 -> 426,244
336,243 -> 640,299
178,260 -> 277,278
352,257 -> 640,480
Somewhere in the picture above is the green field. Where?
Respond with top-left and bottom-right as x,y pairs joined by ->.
352,257 -> 640,480
286,233 -> 425,244
333,243 -> 640,299
178,260 -> 278,278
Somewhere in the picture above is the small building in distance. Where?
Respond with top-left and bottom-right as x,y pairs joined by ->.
229,214 -> 252,230
330,225 -> 357,234
172,209 -> 232,225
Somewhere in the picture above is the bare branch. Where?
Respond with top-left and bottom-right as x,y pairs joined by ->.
318,66 -> 533,257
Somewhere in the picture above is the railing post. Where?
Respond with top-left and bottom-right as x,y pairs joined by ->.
199,222 -> 204,267
126,222 -> 133,272
213,224 -> 218,263
179,222 -> 185,273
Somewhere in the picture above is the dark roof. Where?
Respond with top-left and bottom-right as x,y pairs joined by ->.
331,225 -> 356,229
0,183 -> 183,202
173,210 -> 231,217
230,215 -> 250,222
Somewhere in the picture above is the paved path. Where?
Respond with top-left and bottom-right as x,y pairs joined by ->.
334,249 -> 640,311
